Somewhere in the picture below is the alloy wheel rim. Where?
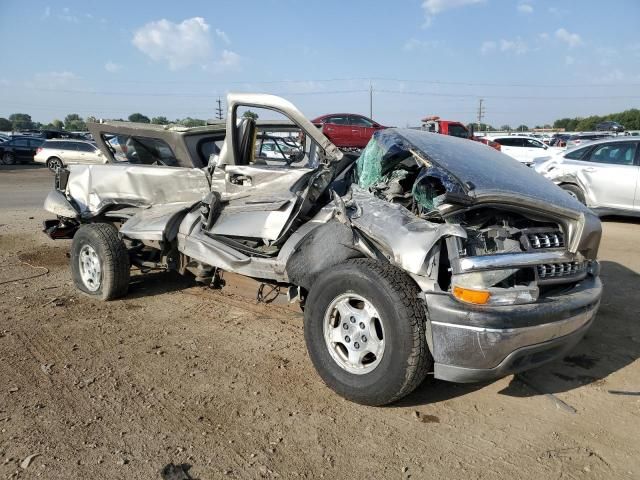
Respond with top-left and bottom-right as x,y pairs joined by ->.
79,244 -> 101,291
323,293 -> 385,375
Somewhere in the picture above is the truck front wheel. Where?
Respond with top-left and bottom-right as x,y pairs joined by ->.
304,259 -> 432,406
70,223 -> 130,300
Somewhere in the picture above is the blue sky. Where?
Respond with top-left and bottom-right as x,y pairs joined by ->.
1,0 -> 639,127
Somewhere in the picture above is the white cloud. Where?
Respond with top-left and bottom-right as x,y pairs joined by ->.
500,37 -> 528,55
517,3 -> 533,14
565,56 -> 575,66
480,40 -> 497,55
213,49 -> 241,71
43,6 -> 51,18
215,28 -> 231,45
58,7 -> 79,23
132,17 -> 212,70
421,0 -> 484,26
403,38 -> 441,51
104,61 -> 122,73
538,32 -> 549,41
482,38 -> 527,55
555,28 -> 582,48
27,71 -> 79,89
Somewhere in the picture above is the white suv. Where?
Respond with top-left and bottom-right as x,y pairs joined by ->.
487,135 -> 554,165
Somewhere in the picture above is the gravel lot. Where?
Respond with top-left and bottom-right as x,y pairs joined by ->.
1,164 -> 639,479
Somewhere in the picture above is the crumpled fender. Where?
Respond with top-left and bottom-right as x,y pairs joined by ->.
348,186 -> 467,275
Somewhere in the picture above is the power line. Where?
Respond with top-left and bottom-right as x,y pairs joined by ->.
73,76 -> 640,89
9,85 -> 640,101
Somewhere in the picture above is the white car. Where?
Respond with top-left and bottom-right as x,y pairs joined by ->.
487,135 -> 559,165
34,139 -> 106,171
533,137 -> 640,216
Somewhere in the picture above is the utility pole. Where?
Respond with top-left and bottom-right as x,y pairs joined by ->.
216,97 -> 223,120
369,82 -> 373,119
477,98 -> 484,132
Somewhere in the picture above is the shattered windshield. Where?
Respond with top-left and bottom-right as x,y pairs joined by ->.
356,130 -> 465,213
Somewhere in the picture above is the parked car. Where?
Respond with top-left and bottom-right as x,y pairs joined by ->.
486,135 -> 554,164
0,133 -> 10,144
0,136 -> 45,164
34,139 -> 106,171
596,121 -> 624,133
534,137 -> 640,216
311,113 -> 387,149
565,132 -> 612,148
42,93 -> 602,406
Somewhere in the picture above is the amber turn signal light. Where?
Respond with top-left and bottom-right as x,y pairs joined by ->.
452,286 -> 491,305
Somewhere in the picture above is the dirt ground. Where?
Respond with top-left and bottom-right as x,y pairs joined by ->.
1,165 -> 639,479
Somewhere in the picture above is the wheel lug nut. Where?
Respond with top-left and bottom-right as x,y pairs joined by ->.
354,342 -> 360,349
350,316 -> 356,324
359,322 -> 365,329
343,323 -> 348,329
345,336 -> 350,343
361,335 -> 367,342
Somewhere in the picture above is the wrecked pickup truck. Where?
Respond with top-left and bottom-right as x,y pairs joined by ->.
42,94 -> 603,406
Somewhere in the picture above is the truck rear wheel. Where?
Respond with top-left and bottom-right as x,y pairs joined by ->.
70,223 -> 130,301
304,259 -> 431,405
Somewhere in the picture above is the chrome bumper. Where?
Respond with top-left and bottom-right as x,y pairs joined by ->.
426,275 -> 602,383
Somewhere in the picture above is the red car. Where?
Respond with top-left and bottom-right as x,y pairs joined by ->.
311,113 -> 387,148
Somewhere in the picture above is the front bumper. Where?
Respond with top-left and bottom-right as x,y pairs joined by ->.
426,275 -> 602,383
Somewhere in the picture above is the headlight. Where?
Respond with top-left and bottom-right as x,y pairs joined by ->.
452,284 -> 539,306
451,270 -> 539,306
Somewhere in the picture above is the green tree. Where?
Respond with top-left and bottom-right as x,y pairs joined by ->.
178,117 -> 206,127
242,110 -> 259,121
151,116 -> 169,125
128,113 -> 151,123
516,124 -> 529,132
52,119 -> 64,130
499,124 -> 511,131
9,113 -> 34,131
0,117 -> 12,131
64,113 -> 87,131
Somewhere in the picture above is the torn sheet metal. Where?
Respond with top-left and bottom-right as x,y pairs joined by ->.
348,186 -> 466,275
66,164 -> 209,217
119,202 -> 196,241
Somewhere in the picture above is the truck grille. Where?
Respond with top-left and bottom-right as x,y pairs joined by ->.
537,262 -> 586,279
527,231 -> 564,249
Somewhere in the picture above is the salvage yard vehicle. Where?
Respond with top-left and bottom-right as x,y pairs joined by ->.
34,139 -> 106,171
311,113 -> 387,149
0,136 -> 45,164
534,137 -> 640,216
42,93 -> 603,406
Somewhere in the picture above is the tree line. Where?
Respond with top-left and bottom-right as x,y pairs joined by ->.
0,113 -> 212,132
3,108 -> 640,133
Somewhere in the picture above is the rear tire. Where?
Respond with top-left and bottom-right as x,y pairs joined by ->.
70,223 -> 130,301
304,259 -> 431,406
46,157 -> 63,172
3,152 -> 15,165
561,184 -> 586,204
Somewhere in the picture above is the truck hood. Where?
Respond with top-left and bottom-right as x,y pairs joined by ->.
355,128 -> 601,256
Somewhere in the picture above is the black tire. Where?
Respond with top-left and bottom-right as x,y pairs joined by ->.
70,223 -> 130,301
46,157 -> 63,172
304,259 -> 431,406
561,184 -> 586,204
3,152 -> 15,165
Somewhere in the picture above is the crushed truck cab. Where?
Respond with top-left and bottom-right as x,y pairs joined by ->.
43,93 -> 602,406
